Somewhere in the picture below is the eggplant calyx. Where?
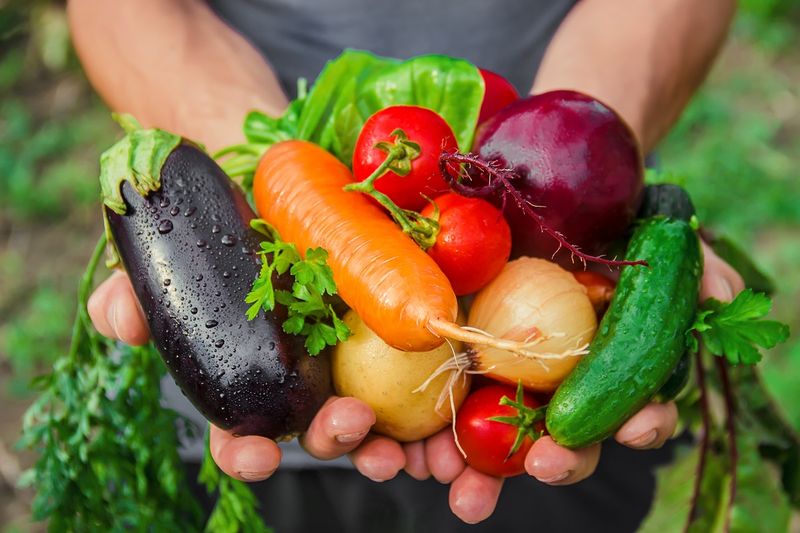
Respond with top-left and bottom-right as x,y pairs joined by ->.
99,114 -> 182,215
98,113 -> 182,266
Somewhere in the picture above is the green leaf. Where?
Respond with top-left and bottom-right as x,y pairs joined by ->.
296,49 -> 389,145
692,289 -> 790,364
728,364 -> 800,507
282,314 -> 305,335
245,223 -> 350,354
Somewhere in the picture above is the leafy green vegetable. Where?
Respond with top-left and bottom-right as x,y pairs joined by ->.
217,80 -> 308,191
245,221 -> 350,355
690,289 -> 790,364
20,236 -> 273,531
302,50 -> 484,163
18,237 -> 203,530
216,49 -> 485,188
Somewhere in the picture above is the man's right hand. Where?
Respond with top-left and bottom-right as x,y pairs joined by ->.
87,271 -> 395,482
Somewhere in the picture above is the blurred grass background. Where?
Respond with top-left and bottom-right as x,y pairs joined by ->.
0,0 -> 798,530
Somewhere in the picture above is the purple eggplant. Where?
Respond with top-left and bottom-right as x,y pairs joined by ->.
101,127 -> 331,440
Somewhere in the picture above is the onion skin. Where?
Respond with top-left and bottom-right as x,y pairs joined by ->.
467,258 -> 597,392
474,90 -> 644,263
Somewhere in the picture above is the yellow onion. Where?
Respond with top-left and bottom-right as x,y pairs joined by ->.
467,257 -> 597,392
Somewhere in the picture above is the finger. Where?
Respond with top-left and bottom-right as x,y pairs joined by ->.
209,424 -> 282,482
403,441 -> 430,480
425,428 -> 467,484
348,434 -> 406,482
448,467 -> 503,524
525,436 -> 601,485
299,396 -> 375,460
700,242 -> 745,303
615,401 -> 678,450
87,270 -> 149,345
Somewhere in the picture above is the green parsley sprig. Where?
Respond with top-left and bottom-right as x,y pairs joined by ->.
245,220 -> 350,355
689,288 -> 790,364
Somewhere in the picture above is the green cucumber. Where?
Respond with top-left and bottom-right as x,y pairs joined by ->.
546,217 -> 702,448
653,351 -> 691,403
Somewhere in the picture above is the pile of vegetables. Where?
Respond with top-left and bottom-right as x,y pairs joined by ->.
20,49 -> 796,531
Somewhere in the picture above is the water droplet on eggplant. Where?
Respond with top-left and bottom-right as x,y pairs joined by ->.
158,219 -> 174,234
221,234 -> 237,246
205,320 -> 219,328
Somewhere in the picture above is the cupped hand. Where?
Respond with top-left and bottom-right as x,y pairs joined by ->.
87,270 -> 377,482
350,241 -> 747,524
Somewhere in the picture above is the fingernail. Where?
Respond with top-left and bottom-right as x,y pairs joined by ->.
107,301 -> 119,336
538,470 -> 571,484
237,469 -> 275,481
713,276 -> 734,302
335,431 -> 367,444
625,429 -> 658,448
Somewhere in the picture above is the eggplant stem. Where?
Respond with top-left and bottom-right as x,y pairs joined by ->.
439,152 -> 648,268
428,318 -> 588,360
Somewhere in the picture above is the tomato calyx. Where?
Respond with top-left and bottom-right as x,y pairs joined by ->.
345,128 -> 440,249
487,381 -> 547,459
373,128 -> 421,176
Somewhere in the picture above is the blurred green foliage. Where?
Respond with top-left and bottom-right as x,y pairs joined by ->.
659,19 -> 800,429
737,0 -> 800,50
0,1 -> 115,394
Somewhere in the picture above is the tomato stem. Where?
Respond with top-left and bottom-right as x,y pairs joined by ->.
488,381 -> 547,459
343,129 -> 440,250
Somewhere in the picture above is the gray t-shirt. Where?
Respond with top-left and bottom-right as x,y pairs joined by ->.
170,0 -> 577,467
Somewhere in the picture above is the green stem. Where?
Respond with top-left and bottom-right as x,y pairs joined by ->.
343,144 -> 440,250
67,234 -> 108,364
112,113 -> 143,134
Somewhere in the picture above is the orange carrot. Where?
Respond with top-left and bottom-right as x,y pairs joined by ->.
254,140 -> 457,351
253,140 -> 577,359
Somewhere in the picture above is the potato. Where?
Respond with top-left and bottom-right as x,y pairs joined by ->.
332,310 -> 471,442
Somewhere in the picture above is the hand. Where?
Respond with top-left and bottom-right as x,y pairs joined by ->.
87,270 -> 377,481
345,241 -> 747,524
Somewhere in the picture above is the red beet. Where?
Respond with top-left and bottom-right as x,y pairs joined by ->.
473,90 -> 644,263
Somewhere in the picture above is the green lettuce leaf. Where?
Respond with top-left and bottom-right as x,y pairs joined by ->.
296,49 -> 484,164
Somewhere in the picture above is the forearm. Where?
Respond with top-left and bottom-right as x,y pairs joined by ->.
532,0 -> 735,152
67,0 -> 288,152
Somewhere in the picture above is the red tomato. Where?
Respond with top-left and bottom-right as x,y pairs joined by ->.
455,384 -> 544,478
421,193 -> 511,295
477,68 -> 520,125
353,106 -> 458,211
